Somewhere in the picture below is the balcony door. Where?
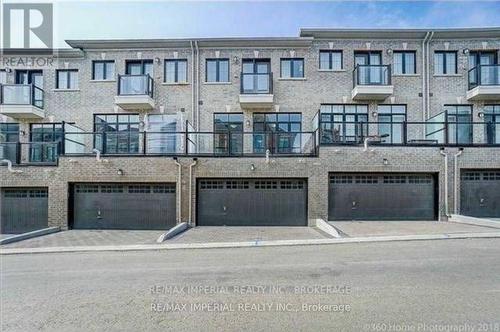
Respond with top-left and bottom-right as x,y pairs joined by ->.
242,59 -> 270,94
253,113 -> 302,154
355,52 -> 382,84
30,123 -> 62,163
469,51 -> 498,86
14,70 -> 43,106
214,113 -> 243,155
485,105 -> 500,145
125,60 -> 153,76
445,105 -> 473,145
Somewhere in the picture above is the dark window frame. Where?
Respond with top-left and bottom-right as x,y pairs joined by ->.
319,104 -> 369,144
434,51 -> 458,75
377,104 -> 407,144
0,123 -> 20,142
56,69 -> 78,89
0,69 -> 6,84
92,60 -> 115,80
393,51 -> 416,75
125,59 -> 154,76
484,104 -> 500,145
213,113 -> 244,155
93,113 -> 141,154
319,50 -> 343,70
444,104 -> 473,144
280,58 -> 305,78
164,59 -> 188,83
205,58 -> 230,83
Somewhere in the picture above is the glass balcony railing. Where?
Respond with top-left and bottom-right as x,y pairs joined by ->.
117,74 -> 154,97
0,142 -> 59,165
240,72 -> 273,94
0,84 -> 44,109
353,65 -> 391,87
468,64 -> 500,90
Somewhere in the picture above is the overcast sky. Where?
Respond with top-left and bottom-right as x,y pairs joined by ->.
52,1 -> 500,47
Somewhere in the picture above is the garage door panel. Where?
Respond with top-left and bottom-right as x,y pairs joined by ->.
329,174 -> 436,221
1,188 -> 48,234
461,170 -> 500,217
197,179 -> 307,226
73,183 -> 176,230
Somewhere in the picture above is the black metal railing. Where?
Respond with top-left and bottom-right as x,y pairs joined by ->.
117,74 -> 154,97
353,64 -> 391,87
240,72 -> 273,94
0,84 -> 44,109
468,64 -> 500,90
319,121 -> 500,147
0,141 -> 59,165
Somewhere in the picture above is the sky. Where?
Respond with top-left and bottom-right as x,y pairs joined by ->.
50,0 -> 500,47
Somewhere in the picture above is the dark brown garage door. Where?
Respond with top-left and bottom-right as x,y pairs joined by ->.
71,183 -> 176,230
1,188 -> 48,234
197,178 -> 307,226
461,170 -> 500,218
329,173 -> 437,221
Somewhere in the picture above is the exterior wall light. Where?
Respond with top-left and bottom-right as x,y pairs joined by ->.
386,49 -> 393,55
250,164 -> 256,171
371,111 -> 378,118
383,158 -> 389,166
463,48 -> 470,55
478,112 -> 484,119
117,169 -> 124,176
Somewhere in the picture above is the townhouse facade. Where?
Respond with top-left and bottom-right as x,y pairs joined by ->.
1,28 -> 499,233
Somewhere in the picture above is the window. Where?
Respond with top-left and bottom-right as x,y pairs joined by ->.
393,51 -> 416,75
434,51 -> 457,75
164,59 -> 188,83
444,105 -> 472,144
281,58 -> 304,78
319,50 -> 342,70
253,113 -> 302,154
146,114 -> 180,154
320,104 -> 368,144
0,123 -> 19,163
0,70 -> 6,84
378,105 -> 407,144
213,113 -> 243,155
206,59 -> 229,82
56,69 -> 78,89
125,60 -> 153,76
484,105 -> 500,144
94,114 -> 140,154
92,61 -> 115,80
30,123 -> 63,163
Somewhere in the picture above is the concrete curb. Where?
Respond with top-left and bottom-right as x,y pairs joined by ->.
157,222 -> 189,243
0,227 -> 60,246
449,214 -> 500,229
314,219 -> 341,238
1,231 -> 500,255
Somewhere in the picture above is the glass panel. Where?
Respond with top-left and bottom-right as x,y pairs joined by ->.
94,62 -> 104,80
242,62 -> 254,74
0,70 -> 7,84
445,53 -> 456,74
177,60 -> 187,82
69,71 -> 78,89
434,53 -> 444,75
405,52 -> 415,74
105,62 -> 114,80
57,71 -> 68,89
165,61 -> 176,83
143,62 -> 153,77
332,52 -> 342,70
206,60 -> 217,82
281,60 -> 291,78
293,59 -> 304,77
393,53 -> 403,75
127,63 -> 142,75
319,51 -> 330,70
219,60 -> 229,82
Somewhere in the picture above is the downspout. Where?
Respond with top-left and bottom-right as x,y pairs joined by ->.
188,158 -> 198,225
190,41 -> 195,126
1,159 -> 23,173
453,149 -> 464,214
173,157 -> 182,223
439,149 -> 449,218
426,31 -> 435,119
421,32 -> 431,124
195,40 -> 200,130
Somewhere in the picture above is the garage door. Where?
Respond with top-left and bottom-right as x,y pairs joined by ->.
1,188 -> 48,234
329,173 -> 437,221
197,178 -> 307,226
72,183 -> 176,230
461,170 -> 500,218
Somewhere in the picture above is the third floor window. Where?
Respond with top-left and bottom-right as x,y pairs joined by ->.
281,58 -> 304,78
0,70 -> 7,84
56,69 -> 78,89
319,50 -> 342,70
434,51 -> 457,75
164,59 -> 188,83
206,59 -> 229,82
92,60 -> 115,80
393,51 -> 416,75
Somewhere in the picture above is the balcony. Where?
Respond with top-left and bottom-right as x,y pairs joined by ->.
467,65 -> 500,100
351,65 -> 393,100
0,84 -> 45,119
239,73 -> 274,109
114,74 -> 154,110
0,141 -> 59,166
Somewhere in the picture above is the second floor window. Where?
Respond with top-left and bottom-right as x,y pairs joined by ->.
30,123 -> 63,163
484,105 -> 500,145
206,59 -> 229,82
214,113 -> 243,155
393,51 -> 416,75
378,105 -> 407,144
164,59 -> 188,83
56,70 -> 78,89
320,104 -> 368,144
319,51 -> 342,70
281,58 -> 304,78
434,51 -> 457,75
92,61 -> 115,80
94,114 -> 140,154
